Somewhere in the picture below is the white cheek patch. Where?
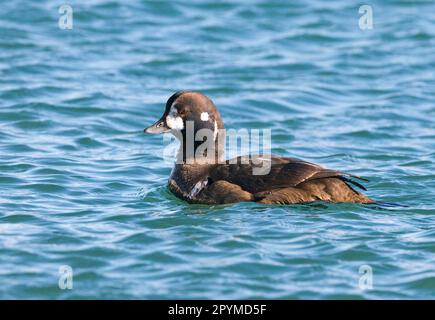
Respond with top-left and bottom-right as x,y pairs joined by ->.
200,112 -> 209,121
166,114 -> 184,130
166,103 -> 184,130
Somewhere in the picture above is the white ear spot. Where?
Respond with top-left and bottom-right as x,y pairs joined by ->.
200,112 -> 209,121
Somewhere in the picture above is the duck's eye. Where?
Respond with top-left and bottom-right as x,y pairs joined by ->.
157,122 -> 162,127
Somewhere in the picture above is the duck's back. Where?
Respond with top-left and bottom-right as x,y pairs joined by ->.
201,155 -> 374,204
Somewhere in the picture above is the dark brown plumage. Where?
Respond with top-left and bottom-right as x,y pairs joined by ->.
144,91 -> 374,205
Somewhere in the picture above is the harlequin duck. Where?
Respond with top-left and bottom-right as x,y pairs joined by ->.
144,91 -> 374,205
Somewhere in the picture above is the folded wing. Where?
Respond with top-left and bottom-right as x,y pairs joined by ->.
209,155 -> 368,194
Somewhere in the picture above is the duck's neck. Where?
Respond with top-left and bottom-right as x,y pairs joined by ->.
175,118 -> 225,165
176,135 -> 224,165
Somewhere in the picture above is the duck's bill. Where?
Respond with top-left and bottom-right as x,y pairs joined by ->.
144,118 -> 171,134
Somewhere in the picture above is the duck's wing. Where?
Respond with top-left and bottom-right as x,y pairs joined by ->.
209,155 -> 368,194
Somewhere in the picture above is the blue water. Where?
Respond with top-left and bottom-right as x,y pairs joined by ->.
1,0 -> 434,299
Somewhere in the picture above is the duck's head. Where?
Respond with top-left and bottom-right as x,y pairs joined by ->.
144,91 -> 225,163
144,91 -> 224,138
